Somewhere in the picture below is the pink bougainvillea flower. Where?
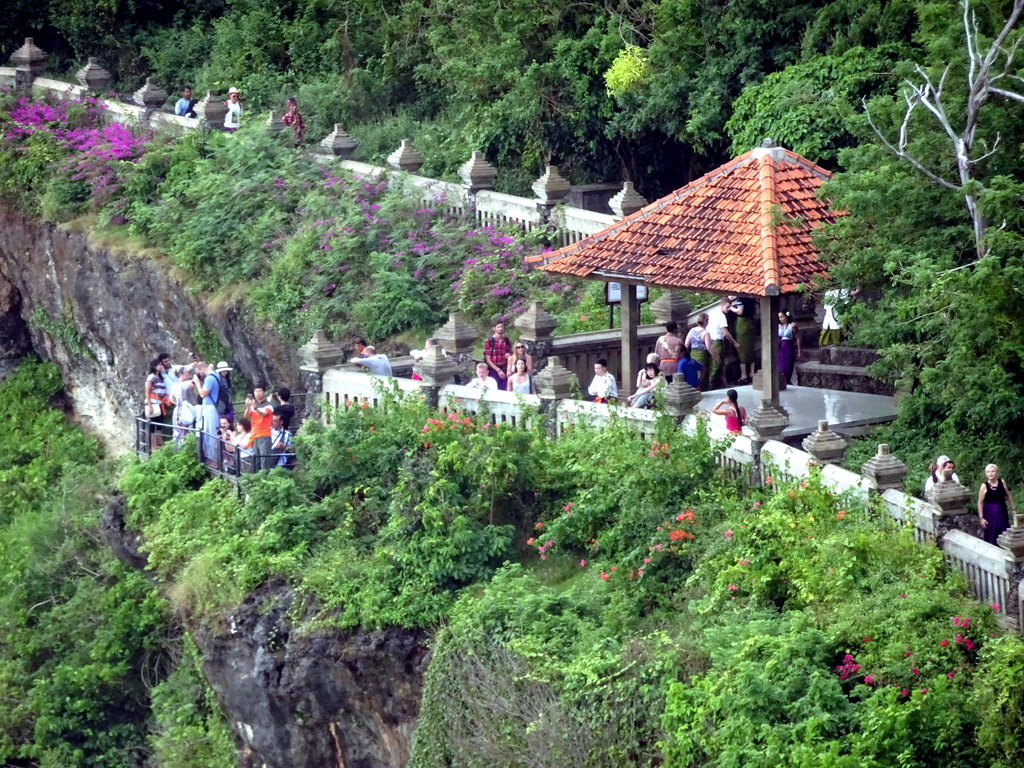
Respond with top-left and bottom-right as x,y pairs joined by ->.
724,530 -> 733,540
526,538 -> 535,546
864,675 -> 874,685
940,639 -> 949,647
991,603 -> 1001,612
727,584 -> 738,591
580,559 -> 586,567
600,572 -> 609,581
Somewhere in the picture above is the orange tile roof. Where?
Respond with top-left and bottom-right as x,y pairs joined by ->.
527,145 -> 842,296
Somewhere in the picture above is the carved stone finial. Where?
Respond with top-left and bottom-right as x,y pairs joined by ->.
998,522 -> 1024,559
663,377 -> 701,422
266,110 -> 285,135
531,165 -> 571,204
650,290 -> 692,325
75,57 -> 111,93
513,301 -> 556,342
432,312 -> 478,357
194,91 -> 228,129
133,77 -> 168,110
609,181 -> 648,219
802,420 -> 848,465
746,399 -> 789,440
761,138 -> 777,149
861,443 -> 907,493
10,38 -> 48,76
387,139 -> 425,173
321,124 -> 358,158
298,330 -> 346,373
458,151 -> 497,192
927,473 -> 971,518
413,345 -> 463,387
534,356 -> 577,401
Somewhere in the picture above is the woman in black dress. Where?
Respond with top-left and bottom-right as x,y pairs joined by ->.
977,464 -> 1018,544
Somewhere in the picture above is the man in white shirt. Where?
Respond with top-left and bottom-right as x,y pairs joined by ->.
708,297 -> 739,389
819,288 -> 859,347
586,359 -> 618,402
467,363 -> 498,390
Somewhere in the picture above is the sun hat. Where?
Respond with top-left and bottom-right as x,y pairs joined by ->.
215,361 -> 233,373
647,352 -> 660,364
936,454 -> 951,467
228,86 -> 240,95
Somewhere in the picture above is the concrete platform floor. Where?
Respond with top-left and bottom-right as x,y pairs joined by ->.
697,384 -> 898,440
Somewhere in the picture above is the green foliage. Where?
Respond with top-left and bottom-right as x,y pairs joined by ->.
28,302 -> 94,360
0,361 -> 170,767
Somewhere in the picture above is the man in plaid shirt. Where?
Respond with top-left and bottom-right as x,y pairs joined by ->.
483,321 -> 512,386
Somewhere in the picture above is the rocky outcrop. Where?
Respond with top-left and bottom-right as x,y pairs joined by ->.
0,207 -> 299,454
0,265 -> 32,381
194,584 -> 430,768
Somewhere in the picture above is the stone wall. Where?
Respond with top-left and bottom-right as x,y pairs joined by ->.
0,207 -> 299,453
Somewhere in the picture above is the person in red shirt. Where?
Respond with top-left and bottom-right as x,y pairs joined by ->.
282,97 -> 305,144
483,321 -> 512,386
246,386 -> 276,471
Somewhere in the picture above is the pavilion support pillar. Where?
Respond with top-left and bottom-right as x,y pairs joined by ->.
747,294 -> 788,445
620,284 -> 639,398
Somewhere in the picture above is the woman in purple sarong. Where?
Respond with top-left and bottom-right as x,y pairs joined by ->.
777,311 -> 799,385
978,464 -> 1017,544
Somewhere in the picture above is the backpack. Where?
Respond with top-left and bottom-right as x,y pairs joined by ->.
215,375 -> 233,414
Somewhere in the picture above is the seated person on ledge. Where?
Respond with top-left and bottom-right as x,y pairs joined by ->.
467,363 -> 498,390
585,359 -> 618,403
349,346 -> 393,377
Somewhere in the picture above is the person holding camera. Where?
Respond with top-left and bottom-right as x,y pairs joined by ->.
246,386 -> 275,471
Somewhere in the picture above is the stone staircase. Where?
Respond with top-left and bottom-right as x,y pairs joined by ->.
796,347 -> 895,396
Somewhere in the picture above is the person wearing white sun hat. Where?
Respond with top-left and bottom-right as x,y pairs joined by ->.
924,454 -> 961,495
224,87 -> 243,131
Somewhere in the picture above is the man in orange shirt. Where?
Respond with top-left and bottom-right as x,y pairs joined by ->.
246,385 -> 275,471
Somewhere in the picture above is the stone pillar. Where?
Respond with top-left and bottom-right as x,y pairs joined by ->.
133,77 -> 168,124
321,125 -> 358,158
413,345 -> 462,409
298,330 -> 346,420
532,165 -> 570,224
513,301 -> 556,372
747,294 -> 788,437
534,355 -> 577,434
998,517 -> 1024,629
75,57 -> 111,94
10,38 -> 48,92
860,443 -> 907,494
387,140 -> 425,173
266,110 -> 285,136
926,469 -> 978,540
195,92 -> 228,130
432,312 -> 479,380
801,420 -> 848,465
620,283 -> 639,398
609,181 -> 648,220
662,377 -> 701,426
458,151 -> 497,213
650,290 -> 692,327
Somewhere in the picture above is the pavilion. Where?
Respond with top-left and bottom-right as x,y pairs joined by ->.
525,139 -> 844,436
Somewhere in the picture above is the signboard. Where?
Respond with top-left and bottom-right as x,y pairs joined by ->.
605,282 -> 648,305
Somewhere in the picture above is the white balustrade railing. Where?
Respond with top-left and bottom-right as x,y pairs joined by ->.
941,529 -> 1012,615
556,399 -> 657,441
760,440 -> 871,501
880,489 -> 937,543
440,385 -> 541,428
554,206 -> 617,248
321,369 -> 421,416
475,190 -> 542,230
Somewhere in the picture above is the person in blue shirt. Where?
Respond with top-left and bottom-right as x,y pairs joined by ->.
676,346 -> 703,389
175,86 -> 197,118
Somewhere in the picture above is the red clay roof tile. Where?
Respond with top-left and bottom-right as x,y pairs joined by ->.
526,146 -> 842,296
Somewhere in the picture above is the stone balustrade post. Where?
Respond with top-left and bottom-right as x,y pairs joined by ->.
801,420 -> 848,465
458,151 -> 497,214
861,443 -> 907,494
413,345 -> 463,409
321,124 -> 358,158
650,290 -> 692,327
534,355 -> 577,435
266,110 -> 285,136
998,515 -> 1024,629
298,330 -> 346,420
195,91 -> 228,130
662,377 -> 701,426
432,312 -> 479,381
9,38 -> 48,92
133,77 -> 168,125
927,468 -> 979,540
532,165 -> 570,225
609,181 -> 648,220
513,301 -> 556,372
76,57 -> 111,94
387,140 -> 425,174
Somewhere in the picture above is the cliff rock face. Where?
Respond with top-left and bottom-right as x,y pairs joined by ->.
0,208 -> 298,453
195,585 -> 430,768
